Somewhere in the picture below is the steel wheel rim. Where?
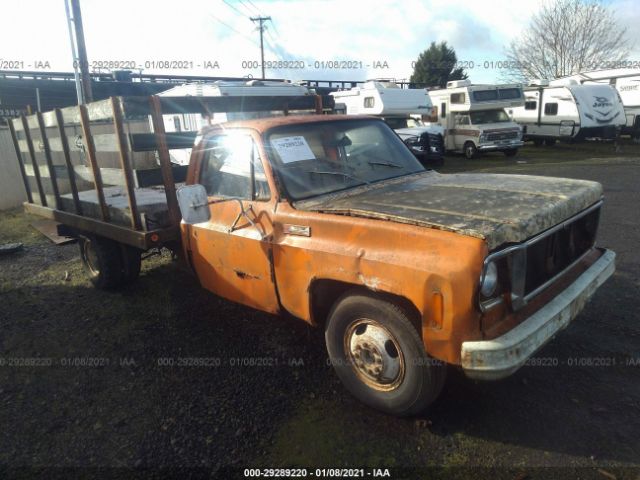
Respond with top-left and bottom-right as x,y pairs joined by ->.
344,319 -> 405,392
83,239 -> 100,275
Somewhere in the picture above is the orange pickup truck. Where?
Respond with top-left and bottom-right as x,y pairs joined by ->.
11,95 -> 615,416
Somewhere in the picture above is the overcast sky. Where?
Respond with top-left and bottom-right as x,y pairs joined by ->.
3,0 -> 640,84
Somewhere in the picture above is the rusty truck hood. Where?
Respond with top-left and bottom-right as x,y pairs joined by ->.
295,171 -> 603,250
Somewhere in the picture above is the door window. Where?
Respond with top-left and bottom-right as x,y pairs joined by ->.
200,134 -> 270,201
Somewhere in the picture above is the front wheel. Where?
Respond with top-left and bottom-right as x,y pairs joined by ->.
325,291 -> 446,416
504,148 -> 518,157
463,141 -> 478,159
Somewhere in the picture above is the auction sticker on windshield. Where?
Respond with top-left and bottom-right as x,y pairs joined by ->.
271,136 -> 316,163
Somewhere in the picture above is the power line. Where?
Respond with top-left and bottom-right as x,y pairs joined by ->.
221,0 -> 249,19
268,19 -> 281,38
208,13 -> 259,47
245,0 -> 263,15
236,0 -> 257,16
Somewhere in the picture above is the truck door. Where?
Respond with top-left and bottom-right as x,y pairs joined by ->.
187,131 -> 280,314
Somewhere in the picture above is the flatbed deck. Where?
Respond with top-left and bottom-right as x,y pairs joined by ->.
59,185 -> 181,231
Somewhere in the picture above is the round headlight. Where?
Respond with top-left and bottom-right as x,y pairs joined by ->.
480,261 -> 498,297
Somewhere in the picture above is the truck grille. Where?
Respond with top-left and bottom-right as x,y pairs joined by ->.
426,133 -> 444,152
480,202 -> 602,312
486,131 -> 519,141
522,206 -> 600,296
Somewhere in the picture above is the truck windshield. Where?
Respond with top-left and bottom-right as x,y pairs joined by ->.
265,119 -> 425,201
383,117 -> 424,129
470,109 -> 510,124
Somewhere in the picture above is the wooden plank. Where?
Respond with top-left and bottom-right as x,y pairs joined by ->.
30,219 -> 76,245
22,163 -> 187,189
111,97 -> 142,230
26,114 -> 39,130
47,133 -> 120,152
130,132 -> 197,152
79,104 -> 110,221
24,202 -> 179,250
36,111 -> 61,209
121,95 -> 333,117
21,115 -> 47,206
56,99 -> 113,125
149,96 -> 181,225
55,108 -> 82,214
134,165 -> 187,187
8,119 -> 33,203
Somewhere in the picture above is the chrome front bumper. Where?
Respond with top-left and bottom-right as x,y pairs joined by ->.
461,249 -> 616,380
478,141 -> 524,152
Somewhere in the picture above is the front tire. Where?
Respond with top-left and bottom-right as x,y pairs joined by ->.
463,141 -> 478,159
504,148 -> 518,157
325,291 -> 446,416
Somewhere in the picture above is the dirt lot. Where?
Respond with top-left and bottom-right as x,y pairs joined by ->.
1,141 -> 639,479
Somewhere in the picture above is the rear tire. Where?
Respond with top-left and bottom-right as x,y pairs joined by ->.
533,139 -> 544,147
121,245 -> 142,284
544,138 -> 556,146
463,141 -> 478,159
78,235 -> 124,290
325,290 -> 446,416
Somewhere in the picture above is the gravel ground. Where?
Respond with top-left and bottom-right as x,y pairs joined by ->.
1,143 -> 639,479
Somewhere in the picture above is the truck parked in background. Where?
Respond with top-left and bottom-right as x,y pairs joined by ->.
425,80 -> 524,159
331,80 -> 445,166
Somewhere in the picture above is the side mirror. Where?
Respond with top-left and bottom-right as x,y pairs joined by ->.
177,184 -> 211,224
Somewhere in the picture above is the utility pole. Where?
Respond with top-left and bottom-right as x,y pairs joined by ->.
63,0 -> 83,104
69,0 -> 93,103
250,16 -> 271,79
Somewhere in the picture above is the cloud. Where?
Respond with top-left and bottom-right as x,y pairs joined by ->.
3,0 -> 637,86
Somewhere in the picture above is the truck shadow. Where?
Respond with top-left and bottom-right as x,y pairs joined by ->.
1,257 -> 637,467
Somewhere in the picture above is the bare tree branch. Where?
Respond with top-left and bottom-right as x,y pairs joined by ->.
501,0 -> 632,83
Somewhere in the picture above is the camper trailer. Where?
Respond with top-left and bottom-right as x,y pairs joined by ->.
425,80 -> 524,159
157,80 -> 314,164
509,79 -> 626,144
558,69 -> 640,140
330,81 -> 445,165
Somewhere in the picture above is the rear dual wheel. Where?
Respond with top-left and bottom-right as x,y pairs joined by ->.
325,291 -> 446,416
79,234 -> 142,290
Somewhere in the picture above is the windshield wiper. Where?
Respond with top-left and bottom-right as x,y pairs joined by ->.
368,160 -> 402,168
310,171 -> 370,184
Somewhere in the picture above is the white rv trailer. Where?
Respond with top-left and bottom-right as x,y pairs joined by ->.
157,80 -> 313,164
558,69 -> 640,139
509,79 -> 626,144
330,80 -> 445,165
425,80 -> 525,159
